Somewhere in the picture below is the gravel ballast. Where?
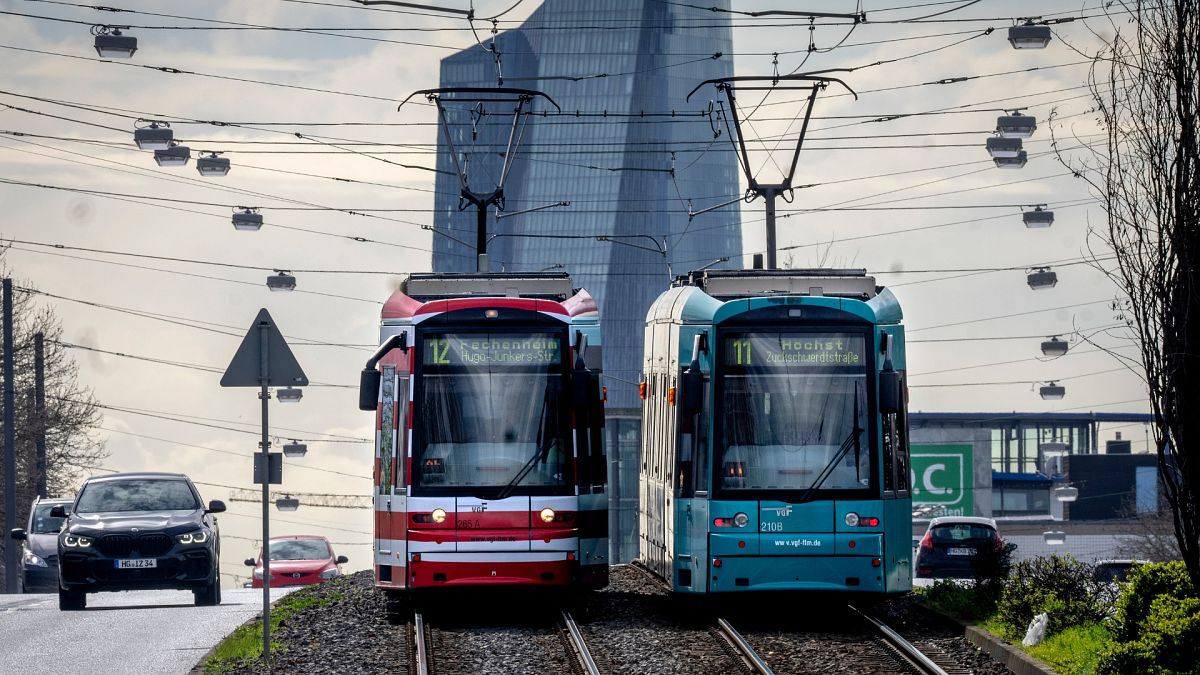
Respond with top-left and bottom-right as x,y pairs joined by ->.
200,567 -> 1016,674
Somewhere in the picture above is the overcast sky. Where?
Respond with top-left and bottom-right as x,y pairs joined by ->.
0,0 -> 1149,584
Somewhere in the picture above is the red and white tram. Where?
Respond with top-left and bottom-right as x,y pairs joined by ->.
358,273 -> 608,605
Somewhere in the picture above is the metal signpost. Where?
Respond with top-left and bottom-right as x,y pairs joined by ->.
221,308 -> 307,660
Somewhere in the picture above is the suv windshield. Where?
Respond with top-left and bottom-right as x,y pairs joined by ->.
268,539 -> 331,561
32,503 -> 68,533
716,331 -> 870,495
75,479 -> 201,513
413,331 -> 571,495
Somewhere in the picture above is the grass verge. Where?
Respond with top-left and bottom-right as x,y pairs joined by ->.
202,590 -> 343,674
916,582 -> 1113,675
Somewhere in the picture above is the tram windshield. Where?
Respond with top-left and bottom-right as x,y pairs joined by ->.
414,331 -> 572,495
716,331 -> 871,496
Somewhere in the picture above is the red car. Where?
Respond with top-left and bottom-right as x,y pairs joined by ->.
245,535 -> 348,588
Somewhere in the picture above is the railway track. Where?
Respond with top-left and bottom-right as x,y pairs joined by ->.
715,606 -> 955,675
410,608 -> 599,675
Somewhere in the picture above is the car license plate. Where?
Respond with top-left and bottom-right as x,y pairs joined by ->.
947,547 -> 975,557
115,559 -> 157,569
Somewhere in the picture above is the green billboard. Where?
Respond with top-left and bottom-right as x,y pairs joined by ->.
910,443 -> 974,517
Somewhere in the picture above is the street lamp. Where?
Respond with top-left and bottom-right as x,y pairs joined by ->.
1054,486 -> 1079,502
997,111 -> 1037,138
994,151 -> 1028,169
1009,22 -> 1052,49
1023,205 -> 1054,228
1040,381 -> 1066,400
1042,530 -> 1066,545
92,25 -> 137,58
1040,441 -> 1068,457
275,495 -> 300,512
133,121 -> 173,150
282,440 -> 307,458
1041,336 -> 1069,357
153,142 -> 190,167
232,208 -> 263,231
986,136 -> 1023,158
1027,267 -> 1057,290
277,387 -> 303,403
267,270 -> 296,292
196,152 -> 230,177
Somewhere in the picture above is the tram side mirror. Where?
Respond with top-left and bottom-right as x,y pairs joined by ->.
682,367 -> 703,416
879,370 -> 901,414
358,333 -> 407,411
572,368 -> 592,409
358,369 -> 382,411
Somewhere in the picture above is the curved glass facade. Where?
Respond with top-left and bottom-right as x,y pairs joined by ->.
431,1 -> 743,411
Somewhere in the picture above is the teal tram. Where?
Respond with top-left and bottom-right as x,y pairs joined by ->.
638,268 -> 912,595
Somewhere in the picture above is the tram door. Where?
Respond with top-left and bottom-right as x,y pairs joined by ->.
375,364 -> 410,585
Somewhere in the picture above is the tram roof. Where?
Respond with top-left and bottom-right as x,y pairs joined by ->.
400,272 -> 575,302
676,268 -> 879,300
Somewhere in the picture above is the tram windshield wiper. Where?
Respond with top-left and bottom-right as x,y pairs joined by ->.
794,383 -> 862,504
495,386 -> 553,500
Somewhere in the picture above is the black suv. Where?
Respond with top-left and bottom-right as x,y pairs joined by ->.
53,472 -> 225,611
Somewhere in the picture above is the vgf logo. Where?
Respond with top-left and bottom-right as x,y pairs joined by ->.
910,452 -> 965,506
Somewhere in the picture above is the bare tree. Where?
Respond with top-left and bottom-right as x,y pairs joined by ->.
1115,495 -> 1183,563
1051,2 -> 1200,585
0,250 -> 107,586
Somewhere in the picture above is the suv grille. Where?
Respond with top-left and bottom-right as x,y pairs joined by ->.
96,533 -> 174,558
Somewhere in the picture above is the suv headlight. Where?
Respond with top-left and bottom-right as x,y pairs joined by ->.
252,568 -> 264,580
23,548 -> 48,567
176,530 -> 210,545
319,568 -> 339,580
63,534 -> 92,548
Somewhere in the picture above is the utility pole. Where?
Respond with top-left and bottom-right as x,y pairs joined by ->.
3,278 -> 17,593
34,333 -> 46,499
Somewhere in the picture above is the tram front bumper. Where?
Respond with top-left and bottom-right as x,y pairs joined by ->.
407,552 -> 577,587
707,555 -> 886,593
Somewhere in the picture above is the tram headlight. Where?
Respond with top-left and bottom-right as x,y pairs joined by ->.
540,508 -> 556,523
431,508 -> 448,524
845,512 -> 860,527
732,512 -> 749,528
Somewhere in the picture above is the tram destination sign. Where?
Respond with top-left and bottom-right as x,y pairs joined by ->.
724,333 -> 865,368
424,333 -> 561,366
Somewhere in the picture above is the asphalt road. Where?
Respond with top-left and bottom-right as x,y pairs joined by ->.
0,587 -> 295,675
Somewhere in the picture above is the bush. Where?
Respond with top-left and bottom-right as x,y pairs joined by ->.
1094,595 -> 1200,675
920,580 -> 996,622
996,555 -> 1107,640
1109,560 -> 1195,643
971,541 -> 1016,605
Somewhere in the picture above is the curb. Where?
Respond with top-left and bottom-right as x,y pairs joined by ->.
917,603 -> 1058,675
964,625 -> 1059,675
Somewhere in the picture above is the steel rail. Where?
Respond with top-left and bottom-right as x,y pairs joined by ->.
413,610 -> 430,675
847,604 -> 949,675
560,610 -> 601,675
715,617 -> 775,675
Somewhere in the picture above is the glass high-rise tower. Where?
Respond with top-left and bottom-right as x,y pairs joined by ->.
431,4 -> 741,559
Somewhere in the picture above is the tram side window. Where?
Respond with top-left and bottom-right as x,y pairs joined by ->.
394,375 -> 409,491
882,411 -> 896,495
895,373 -> 911,495
656,373 -> 666,480
640,376 -> 651,475
675,369 -> 709,498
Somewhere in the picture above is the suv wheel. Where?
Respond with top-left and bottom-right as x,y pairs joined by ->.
194,569 -> 221,606
58,587 -> 86,611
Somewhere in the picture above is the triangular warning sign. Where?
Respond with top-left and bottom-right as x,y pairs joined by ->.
220,308 -> 309,388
